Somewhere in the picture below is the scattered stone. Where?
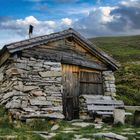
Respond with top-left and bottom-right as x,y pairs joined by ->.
74,134 -> 91,140
72,122 -> 94,127
51,124 -> 60,131
0,135 -> 18,140
21,112 -> 64,119
94,117 -> 102,123
61,130 -> 74,133
123,128 -> 134,131
74,134 -> 82,139
136,131 -> 140,134
39,133 -> 56,139
121,132 -> 136,136
94,123 -> 103,129
33,131 -> 56,139
94,132 -> 128,140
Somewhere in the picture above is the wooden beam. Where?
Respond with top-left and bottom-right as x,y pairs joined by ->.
0,50 -> 10,66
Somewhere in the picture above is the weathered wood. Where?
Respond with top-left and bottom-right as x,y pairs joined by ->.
21,43 -> 108,70
80,71 -> 103,95
0,50 -> 10,66
95,111 -> 113,115
87,105 -> 115,111
86,99 -> 124,106
62,64 -> 80,120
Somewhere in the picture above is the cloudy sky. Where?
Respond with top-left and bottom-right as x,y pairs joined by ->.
0,0 -> 140,48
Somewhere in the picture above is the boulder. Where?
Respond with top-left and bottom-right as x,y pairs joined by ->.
51,124 -> 60,131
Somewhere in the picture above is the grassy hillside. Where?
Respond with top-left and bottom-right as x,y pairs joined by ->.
90,35 -> 140,105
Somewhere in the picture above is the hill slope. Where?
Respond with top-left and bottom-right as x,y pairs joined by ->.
89,35 -> 140,105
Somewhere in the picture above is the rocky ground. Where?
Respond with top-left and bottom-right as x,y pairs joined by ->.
0,114 -> 140,140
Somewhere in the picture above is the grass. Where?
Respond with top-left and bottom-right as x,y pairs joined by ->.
89,35 -> 140,105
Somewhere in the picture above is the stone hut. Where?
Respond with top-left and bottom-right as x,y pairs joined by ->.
0,28 -> 119,120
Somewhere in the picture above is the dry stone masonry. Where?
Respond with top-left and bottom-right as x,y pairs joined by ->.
0,56 -> 64,120
102,71 -> 116,96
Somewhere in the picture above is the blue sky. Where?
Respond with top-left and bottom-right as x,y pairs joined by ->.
0,0 -> 140,48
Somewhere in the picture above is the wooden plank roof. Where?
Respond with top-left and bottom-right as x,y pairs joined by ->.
0,28 -> 119,70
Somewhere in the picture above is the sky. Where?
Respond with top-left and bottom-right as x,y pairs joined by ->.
0,0 -> 140,48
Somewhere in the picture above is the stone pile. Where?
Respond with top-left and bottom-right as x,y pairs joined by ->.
102,71 -> 116,96
79,95 -> 91,120
0,56 -> 64,120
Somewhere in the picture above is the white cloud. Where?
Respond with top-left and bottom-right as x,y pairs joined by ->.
61,18 -> 72,26
16,16 -> 40,25
44,21 -> 56,28
67,7 -> 96,16
120,0 -> 140,7
99,6 -> 117,22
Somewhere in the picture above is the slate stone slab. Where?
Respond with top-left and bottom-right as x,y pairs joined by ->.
39,71 -> 62,77
30,99 -> 52,106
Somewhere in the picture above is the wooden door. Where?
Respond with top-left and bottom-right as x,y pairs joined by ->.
62,65 -> 79,120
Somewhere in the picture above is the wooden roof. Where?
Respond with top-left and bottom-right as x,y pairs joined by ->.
0,28 -> 119,70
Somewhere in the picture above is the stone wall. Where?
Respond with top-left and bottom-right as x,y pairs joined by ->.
102,71 -> 116,97
0,56 -> 64,120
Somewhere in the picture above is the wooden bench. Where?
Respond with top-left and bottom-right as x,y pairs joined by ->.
86,97 -> 124,116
